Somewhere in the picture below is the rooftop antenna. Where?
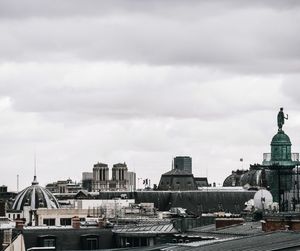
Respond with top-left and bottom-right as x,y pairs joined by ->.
240,158 -> 244,170
17,174 -> 19,192
32,150 -> 38,185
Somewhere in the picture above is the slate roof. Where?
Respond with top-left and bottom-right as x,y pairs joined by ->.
188,221 -> 263,237
179,231 -> 300,251
162,169 -> 193,176
118,231 -> 300,251
113,222 -> 177,235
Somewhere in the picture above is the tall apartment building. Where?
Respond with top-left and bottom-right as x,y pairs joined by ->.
174,156 -> 192,174
82,172 -> 93,192
127,171 -> 136,192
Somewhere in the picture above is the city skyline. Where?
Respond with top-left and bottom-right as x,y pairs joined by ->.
1,1 -> 300,190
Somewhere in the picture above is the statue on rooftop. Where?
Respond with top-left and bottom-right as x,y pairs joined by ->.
277,107 -> 288,131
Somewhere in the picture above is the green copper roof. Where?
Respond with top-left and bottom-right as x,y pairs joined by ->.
271,130 -> 291,146
270,130 -> 292,162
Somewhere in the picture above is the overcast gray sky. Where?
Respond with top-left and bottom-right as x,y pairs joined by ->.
1,0 -> 300,190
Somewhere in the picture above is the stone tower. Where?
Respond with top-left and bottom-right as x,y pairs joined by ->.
93,162 -> 109,191
110,163 -> 128,191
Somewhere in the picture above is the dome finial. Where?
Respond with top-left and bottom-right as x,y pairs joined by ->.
32,151 -> 39,185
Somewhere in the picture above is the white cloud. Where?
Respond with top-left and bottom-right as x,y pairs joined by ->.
0,2 -> 299,74
0,1 -> 300,190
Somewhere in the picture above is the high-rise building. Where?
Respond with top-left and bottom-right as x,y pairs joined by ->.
127,171 -> 136,192
158,156 -> 197,191
174,156 -> 192,174
82,172 -> 93,192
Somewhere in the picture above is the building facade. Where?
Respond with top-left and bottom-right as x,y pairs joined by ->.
92,162 -> 135,192
174,156 -> 192,174
46,178 -> 82,194
127,172 -> 136,192
93,163 -> 109,191
223,109 -> 299,211
82,172 -> 93,192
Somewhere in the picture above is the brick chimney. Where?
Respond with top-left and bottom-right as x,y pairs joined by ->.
72,216 -> 80,229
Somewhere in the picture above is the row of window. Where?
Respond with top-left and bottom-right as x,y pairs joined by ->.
39,235 -> 99,250
8,213 -> 21,220
160,181 -> 192,185
43,218 -> 86,226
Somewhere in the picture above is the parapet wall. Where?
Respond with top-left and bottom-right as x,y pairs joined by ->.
95,190 -> 255,215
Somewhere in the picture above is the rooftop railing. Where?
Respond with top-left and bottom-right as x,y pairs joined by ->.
263,153 -> 299,162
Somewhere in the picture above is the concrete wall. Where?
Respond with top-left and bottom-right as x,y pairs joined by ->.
75,199 -> 135,218
36,208 -> 89,226
3,234 -> 25,251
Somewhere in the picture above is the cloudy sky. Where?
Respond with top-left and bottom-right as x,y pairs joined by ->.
1,0 -> 300,191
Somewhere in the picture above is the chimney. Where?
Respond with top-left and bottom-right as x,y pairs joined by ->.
72,216 -> 80,229
15,219 -> 25,230
0,201 -> 6,217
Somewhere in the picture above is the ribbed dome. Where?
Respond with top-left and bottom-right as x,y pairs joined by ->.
12,176 -> 60,211
223,174 -> 237,187
223,170 -> 249,187
271,131 -> 291,146
240,170 -> 262,187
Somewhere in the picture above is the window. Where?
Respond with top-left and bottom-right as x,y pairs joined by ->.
38,236 -> 56,248
81,235 -> 99,250
60,218 -> 71,226
43,238 -> 55,247
43,218 -> 55,226
283,147 -> 287,160
87,238 -> 98,250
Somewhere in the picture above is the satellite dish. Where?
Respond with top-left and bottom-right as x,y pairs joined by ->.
254,189 -> 273,210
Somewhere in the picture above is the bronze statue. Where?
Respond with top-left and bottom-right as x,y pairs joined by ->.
277,107 -> 288,131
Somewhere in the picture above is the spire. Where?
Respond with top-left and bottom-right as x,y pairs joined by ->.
32,151 -> 39,185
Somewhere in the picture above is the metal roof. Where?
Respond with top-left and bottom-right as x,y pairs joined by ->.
113,222 -> 177,235
185,231 -> 300,251
189,221 -> 263,237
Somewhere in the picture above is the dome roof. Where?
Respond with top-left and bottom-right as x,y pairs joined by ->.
223,170 -> 249,187
12,176 -> 60,211
271,131 -> 291,146
223,174 -> 236,187
240,170 -> 262,187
